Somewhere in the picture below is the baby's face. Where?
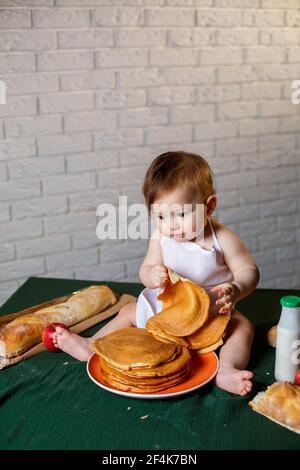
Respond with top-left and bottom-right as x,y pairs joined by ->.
151,187 -> 207,242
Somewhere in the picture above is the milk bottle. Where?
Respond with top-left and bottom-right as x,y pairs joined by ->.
274,295 -> 300,382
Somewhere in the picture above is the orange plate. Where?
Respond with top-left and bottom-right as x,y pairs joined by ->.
87,352 -> 219,400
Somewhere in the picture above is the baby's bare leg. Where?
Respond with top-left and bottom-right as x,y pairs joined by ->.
215,311 -> 254,396
90,301 -> 137,341
53,302 -> 137,362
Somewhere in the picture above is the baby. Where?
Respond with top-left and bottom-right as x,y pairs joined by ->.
53,150 -> 259,396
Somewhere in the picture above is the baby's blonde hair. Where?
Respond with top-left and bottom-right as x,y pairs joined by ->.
142,150 -> 215,213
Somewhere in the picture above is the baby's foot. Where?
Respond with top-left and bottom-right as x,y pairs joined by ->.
215,366 -> 253,396
52,326 -> 92,361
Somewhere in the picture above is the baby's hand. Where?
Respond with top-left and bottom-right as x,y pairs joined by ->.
210,282 -> 240,315
150,264 -> 169,288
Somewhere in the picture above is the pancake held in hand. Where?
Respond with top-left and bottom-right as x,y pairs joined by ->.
186,314 -> 231,350
148,268 -> 210,337
194,338 -> 224,354
147,324 -> 189,347
146,267 -> 230,354
91,328 -> 181,371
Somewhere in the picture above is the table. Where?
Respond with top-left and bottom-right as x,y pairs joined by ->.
0,277 -> 299,450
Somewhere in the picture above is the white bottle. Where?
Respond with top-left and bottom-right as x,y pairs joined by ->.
275,295 -> 300,383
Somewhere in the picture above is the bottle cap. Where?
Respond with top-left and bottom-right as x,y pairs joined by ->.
280,295 -> 300,308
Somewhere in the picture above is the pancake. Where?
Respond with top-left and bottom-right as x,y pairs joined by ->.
92,266 -> 229,394
102,362 -> 190,393
194,338 -> 224,354
100,356 -> 189,386
148,275 -> 210,337
93,327 -> 192,393
91,328 -> 180,371
147,267 -> 230,354
147,323 -> 189,347
186,314 -> 231,350
100,345 -> 191,378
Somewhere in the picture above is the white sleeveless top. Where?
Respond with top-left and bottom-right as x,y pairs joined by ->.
135,218 -> 233,328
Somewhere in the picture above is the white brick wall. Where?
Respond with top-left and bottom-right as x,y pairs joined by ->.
0,0 -> 300,306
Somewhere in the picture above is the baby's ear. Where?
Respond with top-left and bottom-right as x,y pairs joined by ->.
206,195 -> 217,215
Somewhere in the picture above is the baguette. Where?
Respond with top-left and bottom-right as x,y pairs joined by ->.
0,285 -> 117,359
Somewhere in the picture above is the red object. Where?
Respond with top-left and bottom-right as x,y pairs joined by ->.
295,369 -> 300,386
42,322 -> 69,352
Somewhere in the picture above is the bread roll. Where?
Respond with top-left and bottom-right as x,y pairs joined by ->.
267,325 -> 277,347
249,381 -> 300,434
0,285 -> 117,358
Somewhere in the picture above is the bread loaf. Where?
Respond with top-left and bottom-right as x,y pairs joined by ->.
0,285 -> 117,359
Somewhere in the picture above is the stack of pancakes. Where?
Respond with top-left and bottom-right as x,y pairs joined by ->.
147,267 -> 231,354
92,328 -> 191,393
91,268 -> 230,393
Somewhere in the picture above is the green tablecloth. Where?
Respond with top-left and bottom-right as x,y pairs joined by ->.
0,277 -> 299,450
